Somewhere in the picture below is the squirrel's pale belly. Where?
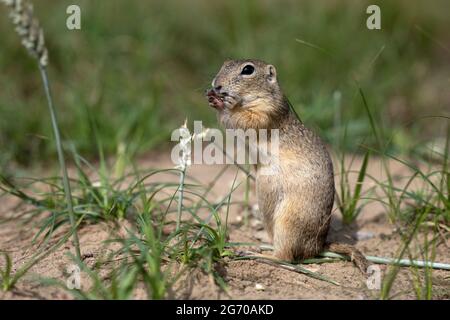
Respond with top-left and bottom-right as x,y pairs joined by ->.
255,141 -> 334,241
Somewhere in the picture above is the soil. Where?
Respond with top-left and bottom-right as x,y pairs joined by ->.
0,152 -> 449,300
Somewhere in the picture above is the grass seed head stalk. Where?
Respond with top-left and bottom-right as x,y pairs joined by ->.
175,120 -> 191,231
1,0 -> 81,259
174,121 -> 210,231
1,0 -> 48,67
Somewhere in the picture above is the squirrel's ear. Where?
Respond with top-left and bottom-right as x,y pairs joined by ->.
266,65 -> 277,84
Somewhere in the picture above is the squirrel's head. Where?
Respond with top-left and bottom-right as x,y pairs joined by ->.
206,59 -> 287,116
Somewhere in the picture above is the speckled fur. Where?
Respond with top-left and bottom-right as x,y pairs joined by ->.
208,59 -> 368,271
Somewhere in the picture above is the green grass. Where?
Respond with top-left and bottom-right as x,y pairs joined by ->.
1,0 -> 450,168
1,149 -> 348,297
335,146 -> 371,224
1,0 -> 449,300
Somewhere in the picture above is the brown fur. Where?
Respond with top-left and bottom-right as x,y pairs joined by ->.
207,59 -> 369,273
325,242 -> 370,273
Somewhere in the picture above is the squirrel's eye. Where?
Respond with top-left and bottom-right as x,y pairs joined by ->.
241,64 -> 255,75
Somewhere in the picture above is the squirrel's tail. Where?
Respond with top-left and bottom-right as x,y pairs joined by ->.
325,242 -> 370,274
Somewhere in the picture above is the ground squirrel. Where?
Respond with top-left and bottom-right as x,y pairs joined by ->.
206,59 -> 369,273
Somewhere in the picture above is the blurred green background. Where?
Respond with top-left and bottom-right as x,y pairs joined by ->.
0,0 -> 449,168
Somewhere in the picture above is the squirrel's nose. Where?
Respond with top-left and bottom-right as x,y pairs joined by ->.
205,85 -> 224,97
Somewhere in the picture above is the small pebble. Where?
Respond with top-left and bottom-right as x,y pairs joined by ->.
250,219 -> 264,230
92,181 -> 102,188
250,204 -> 260,217
255,283 -> 265,291
355,231 -> 375,241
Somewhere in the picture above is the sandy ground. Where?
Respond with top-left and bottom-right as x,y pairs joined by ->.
0,152 -> 449,300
